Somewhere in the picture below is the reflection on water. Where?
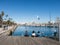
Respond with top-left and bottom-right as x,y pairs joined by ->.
12,26 -> 58,37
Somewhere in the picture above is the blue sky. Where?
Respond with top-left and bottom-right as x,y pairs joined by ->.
0,0 -> 60,23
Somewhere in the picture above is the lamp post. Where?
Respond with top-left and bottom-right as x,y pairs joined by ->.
37,16 -> 40,25
55,17 -> 60,42
59,23 -> 60,42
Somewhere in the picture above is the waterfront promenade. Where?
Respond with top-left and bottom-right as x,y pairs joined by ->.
0,25 -> 17,37
0,25 -> 60,45
0,36 -> 60,45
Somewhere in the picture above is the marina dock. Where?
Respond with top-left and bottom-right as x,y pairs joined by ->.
0,36 -> 60,45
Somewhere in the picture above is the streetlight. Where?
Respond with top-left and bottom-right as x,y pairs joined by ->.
37,16 -> 40,21
37,16 -> 40,25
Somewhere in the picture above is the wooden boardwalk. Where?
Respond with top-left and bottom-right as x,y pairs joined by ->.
0,36 -> 60,45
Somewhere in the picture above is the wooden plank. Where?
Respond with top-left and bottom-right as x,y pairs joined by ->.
0,36 -> 60,45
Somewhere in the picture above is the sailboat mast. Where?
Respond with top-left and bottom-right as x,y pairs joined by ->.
49,10 -> 51,23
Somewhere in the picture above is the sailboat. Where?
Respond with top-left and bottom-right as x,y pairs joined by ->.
47,10 -> 53,28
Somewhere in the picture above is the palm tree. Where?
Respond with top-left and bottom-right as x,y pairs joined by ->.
9,18 -> 12,21
0,11 -> 4,23
6,15 -> 8,18
0,11 -> 4,27
1,11 -> 4,17
5,14 -> 8,21
7,18 -> 13,25
0,11 -> 4,20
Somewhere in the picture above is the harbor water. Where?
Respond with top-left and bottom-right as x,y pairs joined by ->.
12,26 -> 58,37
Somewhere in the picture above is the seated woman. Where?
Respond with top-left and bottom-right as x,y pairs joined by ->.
54,32 -> 57,37
24,30 -> 29,37
31,31 -> 36,37
36,31 -> 40,37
